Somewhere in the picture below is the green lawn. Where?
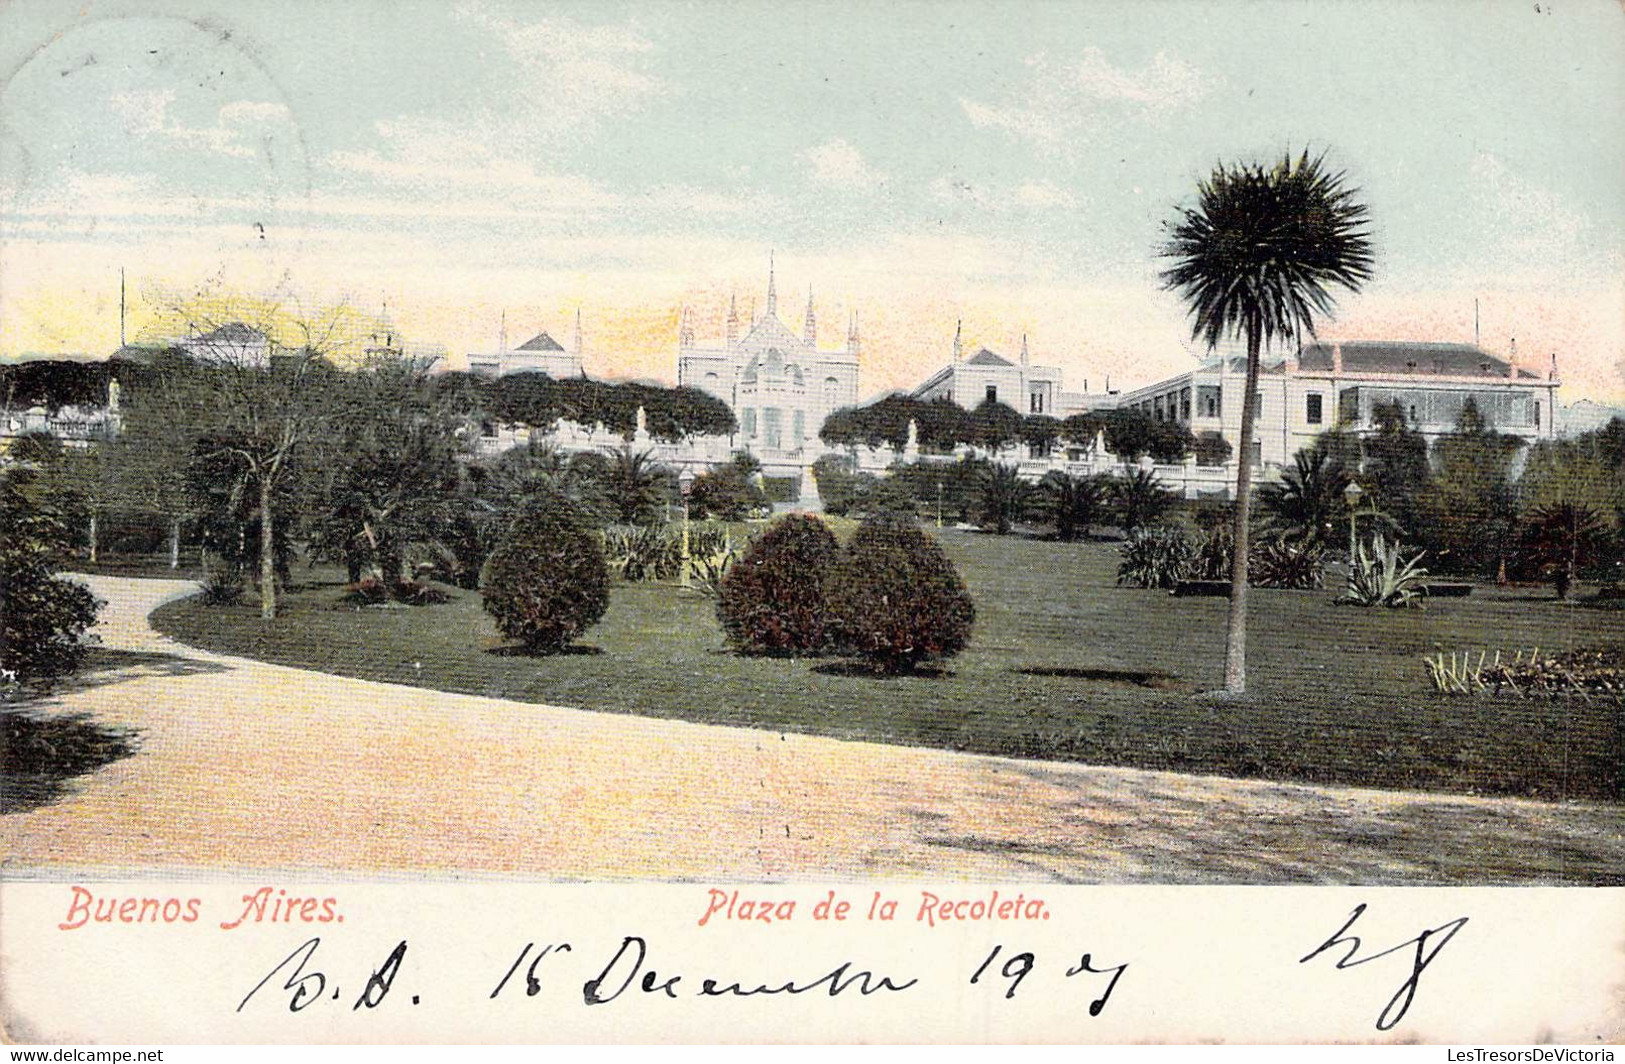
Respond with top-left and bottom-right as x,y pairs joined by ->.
151,529 -> 1625,803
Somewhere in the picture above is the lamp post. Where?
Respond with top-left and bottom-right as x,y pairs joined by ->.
678,468 -> 695,590
1343,480 -> 1365,570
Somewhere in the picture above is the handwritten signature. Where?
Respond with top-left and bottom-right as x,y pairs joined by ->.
1299,903 -> 1469,1030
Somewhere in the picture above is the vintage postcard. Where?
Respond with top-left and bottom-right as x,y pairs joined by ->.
1,0 -> 1622,1047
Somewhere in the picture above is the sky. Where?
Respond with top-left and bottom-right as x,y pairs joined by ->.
1,0 -> 1622,404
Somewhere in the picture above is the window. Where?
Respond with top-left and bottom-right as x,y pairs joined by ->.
1029,391 -> 1044,414
1306,393 -> 1323,425
1339,389 -> 1360,424
1180,388 -> 1192,421
1197,386 -> 1221,418
1535,401 -> 1541,429
763,407 -> 783,449
1153,396 -> 1165,422
793,409 -> 805,443
986,385 -> 998,404
824,376 -> 842,409
742,408 -> 756,436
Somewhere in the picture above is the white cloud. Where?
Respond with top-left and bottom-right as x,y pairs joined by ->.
219,101 -> 293,125
928,175 -> 1078,212
452,3 -> 665,138
1013,180 -> 1078,209
318,7 -> 667,214
103,91 -> 293,159
803,138 -> 886,191
107,90 -> 175,136
960,48 -> 1213,154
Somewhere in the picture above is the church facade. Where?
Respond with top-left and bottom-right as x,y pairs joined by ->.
676,260 -> 859,466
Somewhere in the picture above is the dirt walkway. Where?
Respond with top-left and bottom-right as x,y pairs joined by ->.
3,576 -> 1621,883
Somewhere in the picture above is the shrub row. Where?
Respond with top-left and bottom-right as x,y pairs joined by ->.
716,514 -> 975,673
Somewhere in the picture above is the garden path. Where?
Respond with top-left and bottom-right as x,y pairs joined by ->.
3,576 -> 1621,883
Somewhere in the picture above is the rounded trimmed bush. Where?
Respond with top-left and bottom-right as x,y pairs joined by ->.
827,520 -> 975,673
0,465 -> 103,686
480,493 -> 610,653
716,513 -> 839,655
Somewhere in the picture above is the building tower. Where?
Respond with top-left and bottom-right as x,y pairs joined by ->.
952,319 -> 963,362
846,311 -> 860,356
803,286 -> 816,345
726,291 -> 739,347
765,250 -> 777,319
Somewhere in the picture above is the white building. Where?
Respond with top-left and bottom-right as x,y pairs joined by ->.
467,310 -> 585,378
177,322 -> 270,367
1114,339 -> 1561,472
1560,399 -> 1625,437
906,323 -> 1101,418
676,259 -> 859,466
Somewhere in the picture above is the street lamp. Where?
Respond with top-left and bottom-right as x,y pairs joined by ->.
678,468 -> 695,590
1343,480 -> 1365,569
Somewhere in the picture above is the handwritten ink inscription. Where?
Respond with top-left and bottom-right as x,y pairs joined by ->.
55,886 -> 1468,1033
1299,903 -> 1469,1031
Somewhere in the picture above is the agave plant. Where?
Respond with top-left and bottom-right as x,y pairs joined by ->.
601,523 -> 684,582
1250,535 -> 1327,589
1343,531 -> 1428,607
1117,526 -> 1198,589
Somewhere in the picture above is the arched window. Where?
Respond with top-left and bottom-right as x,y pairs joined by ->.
824,376 -> 842,408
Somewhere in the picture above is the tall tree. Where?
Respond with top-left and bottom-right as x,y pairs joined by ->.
1161,150 -> 1374,694
314,353 -> 469,586
149,298 -> 367,618
1426,399 -> 1522,578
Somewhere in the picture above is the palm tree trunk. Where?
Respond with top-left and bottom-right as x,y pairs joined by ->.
1224,331 -> 1264,694
259,475 -> 277,620
169,517 -> 181,569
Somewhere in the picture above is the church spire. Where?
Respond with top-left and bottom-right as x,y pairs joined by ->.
678,305 -> 694,349
803,285 -> 816,346
765,250 -> 777,319
573,306 -> 583,355
846,311 -> 860,356
1020,333 -> 1030,367
952,319 -> 963,362
726,291 -> 739,347
498,309 -> 508,353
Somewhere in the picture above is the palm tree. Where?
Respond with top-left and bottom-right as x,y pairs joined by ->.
606,445 -> 676,525
1113,468 -> 1177,534
1161,150 -> 1374,694
1257,448 -> 1351,548
1040,471 -> 1109,542
1523,502 -> 1607,600
977,463 -> 1035,535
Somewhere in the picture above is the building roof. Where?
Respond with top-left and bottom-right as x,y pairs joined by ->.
965,348 -> 1013,367
1292,340 -> 1543,380
515,331 -> 565,352
194,322 -> 265,345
